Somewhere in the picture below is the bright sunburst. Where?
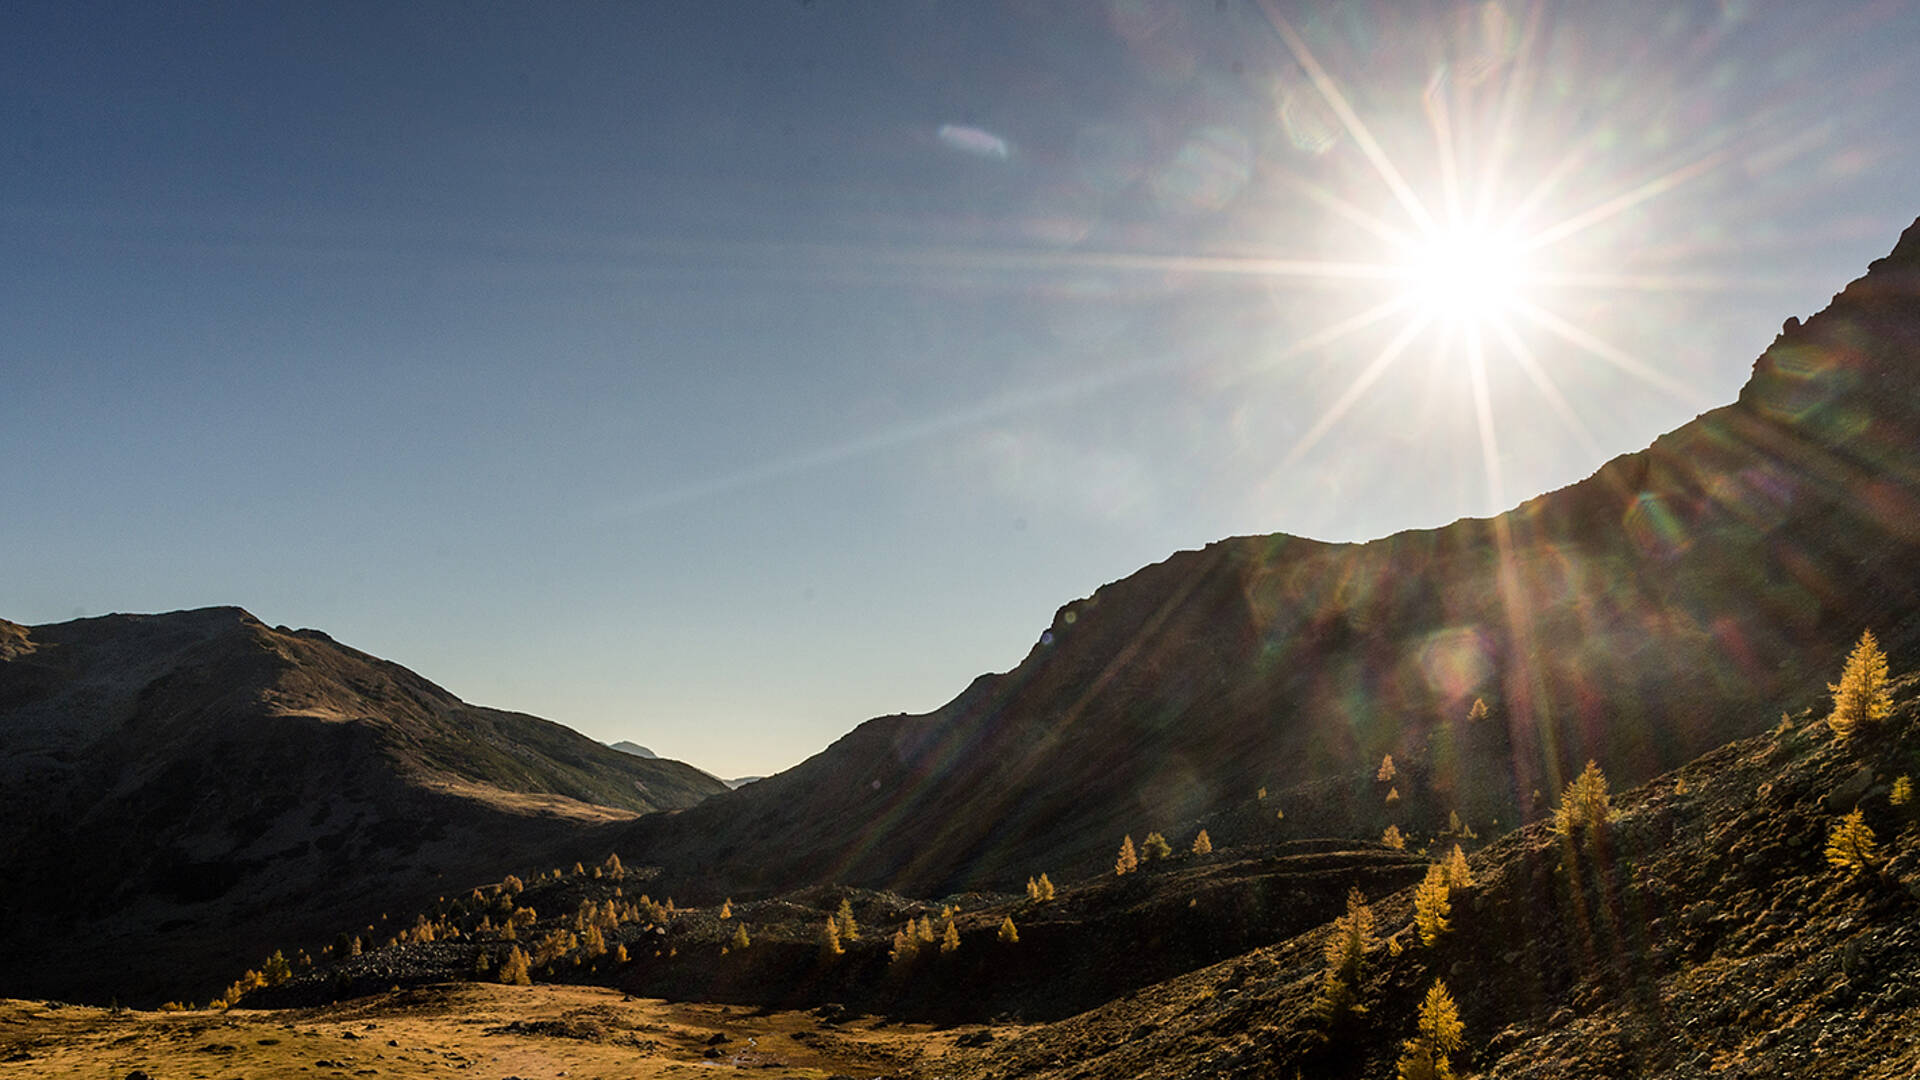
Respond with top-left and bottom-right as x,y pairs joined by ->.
1398,222 -> 1532,325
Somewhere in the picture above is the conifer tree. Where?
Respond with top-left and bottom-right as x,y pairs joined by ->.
1444,845 -> 1474,889
888,926 -> 915,965
1826,809 -> 1880,873
997,915 -> 1019,944
1467,698 -> 1488,723
1395,980 -> 1464,1080
1026,876 -> 1039,900
941,919 -> 961,954
730,924 -> 751,951
1191,829 -> 1213,856
719,899 -> 732,919
1116,835 -> 1139,875
498,946 -> 532,986
1037,873 -> 1056,900
917,915 -> 936,944
262,950 -> 292,987
1315,887 -> 1377,1021
602,852 -> 624,879
1386,787 -> 1401,806
1413,864 -> 1451,946
835,899 -> 860,942
1828,630 -> 1893,743
1142,831 -> 1172,861
1378,754 -> 1397,782
1382,825 -> 1406,850
1552,761 -> 1615,838
822,917 -> 844,958
1892,775 -> 1914,807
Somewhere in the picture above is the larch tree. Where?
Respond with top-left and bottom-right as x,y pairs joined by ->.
1386,786 -> 1401,806
822,917 -> 844,958
835,899 -> 860,942
1395,980 -> 1464,1080
1142,831 -> 1172,861
719,898 -> 732,919
1378,754 -> 1397,783
1828,629 -> 1893,744
1825,809 -> 1880,874
1413,864 -> 1451,946
1191,829 -> 1213,856
1116,835 -> 1139,875
1315,887 -> 1377,1021
1036,873 -> 1056,900
1552,761 -> 1615,839
1382,825 -> 1406,850
730,924 -> 751,951
997,915 -> 1019,944
498,946 -> 532,986
941,919 -> 961,954
1467,698 -> 1489,723
1444,845 -> 1474,889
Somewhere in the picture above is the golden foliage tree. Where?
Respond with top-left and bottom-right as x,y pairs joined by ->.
1892,775 -> 1914,807
1142,831 -> 1172,861
888,925 -> 917,965
822,917 -> 844,958
1552,761 -> 1615,838
1443,845 -> 1474,889
1191,829 -> 1213,856
1828,629 -> 1893,743
835,899 -> 860,942
1396,980 -> 1464,1080
1413,864 -> 1451,947
997,916 -> 1019,944
1382,825 -> 1406,850
1036,873 -> 1056,901
498,946 -> 532,986
1467,698 -> 1488,723
1115,835 -> 1138,876
261,950 -> 292,987
1378,754 -> 1397,782
1386,786 -> 1401,806
602,852 -> 624,880
941,919 -> 961,954
1825,809 -> 1880,873
730,924 -> 751,951
1315,887 -> 1377,1021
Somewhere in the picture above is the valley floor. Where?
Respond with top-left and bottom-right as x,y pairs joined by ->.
0,984 -> 1004,1080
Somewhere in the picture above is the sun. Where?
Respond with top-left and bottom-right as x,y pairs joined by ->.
1399,223 -> 1532,325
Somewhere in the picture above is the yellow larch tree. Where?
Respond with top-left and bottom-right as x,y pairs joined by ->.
1828,629 -> 1893,743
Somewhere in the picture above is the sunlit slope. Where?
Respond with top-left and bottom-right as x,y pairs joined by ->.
623,216 -> 1920,898
0,606 -> 727,1003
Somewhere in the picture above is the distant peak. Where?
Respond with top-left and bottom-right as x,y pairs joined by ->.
609,740 -> 658,759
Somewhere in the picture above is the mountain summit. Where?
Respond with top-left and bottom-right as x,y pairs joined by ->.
616,216 -> 1920,900
0,606 -> 726,1003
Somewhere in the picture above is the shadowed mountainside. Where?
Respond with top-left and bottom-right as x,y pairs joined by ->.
617,217 -> 1920,901
0,606 -> 727,1004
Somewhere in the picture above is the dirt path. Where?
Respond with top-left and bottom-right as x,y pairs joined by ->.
0,984 -> 1001,1080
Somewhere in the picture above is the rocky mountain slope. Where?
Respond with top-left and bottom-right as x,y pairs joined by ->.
615,217 -> 1920,901
0,606 -> 727,1004
199,658 -> 1920,1080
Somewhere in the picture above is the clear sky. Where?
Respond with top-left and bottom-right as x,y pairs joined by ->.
5,2 -> 1918,778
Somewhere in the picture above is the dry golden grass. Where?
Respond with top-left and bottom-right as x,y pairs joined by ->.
0,983 -> 997,1079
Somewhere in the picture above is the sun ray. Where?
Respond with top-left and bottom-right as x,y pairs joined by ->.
1511,299 -> 1709,407
1471,2 -> 1547,227
1521,148 -> 1730,253
1533,269 -> 1813,294
1486,316 -> 1605,463
1281,312 -> 1433,467
1259,0 -> 1438,234
1272,171 -> 1418,251
1221,295 -> 1413,387
1464,323 -> 1507,510
1423,68 -> 1466,227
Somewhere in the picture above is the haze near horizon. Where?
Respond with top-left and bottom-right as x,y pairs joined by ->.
5,1 -> 1918,776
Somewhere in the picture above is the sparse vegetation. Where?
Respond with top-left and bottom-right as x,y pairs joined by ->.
1828,629 -> 1892,744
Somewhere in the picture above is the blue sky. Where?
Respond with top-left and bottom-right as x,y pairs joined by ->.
6,2 -> 1918,777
